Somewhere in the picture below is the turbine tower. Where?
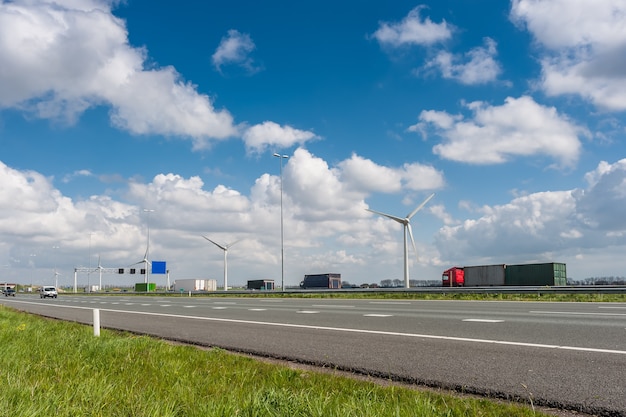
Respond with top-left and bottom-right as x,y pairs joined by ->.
202,236 -> 239,291
367,193 -> 435,288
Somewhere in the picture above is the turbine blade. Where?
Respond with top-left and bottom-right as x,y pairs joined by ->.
407,193 -> 435,219
366,208 -> 406,224
226,240 -> 241,249
202,235 -> 227,251
407,224 -> 419,262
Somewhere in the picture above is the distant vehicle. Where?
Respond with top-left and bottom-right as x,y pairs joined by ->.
441,262 -> 567,287
247,280 -> 275,290
3,288 -> 16,297
40,286 -> 58,298
300,273 -> 342,289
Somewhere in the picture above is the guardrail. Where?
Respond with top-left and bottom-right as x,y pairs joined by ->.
288,285 -> 626,295
63,285 -> 626,296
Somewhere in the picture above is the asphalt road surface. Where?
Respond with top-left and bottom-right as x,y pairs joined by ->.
3,294 -> 625,416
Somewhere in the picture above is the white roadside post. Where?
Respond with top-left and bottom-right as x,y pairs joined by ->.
93,308 -> 100,337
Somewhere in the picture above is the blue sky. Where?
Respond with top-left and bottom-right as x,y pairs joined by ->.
1,0 -> 626,288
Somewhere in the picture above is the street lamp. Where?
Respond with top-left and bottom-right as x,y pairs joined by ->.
29,253 -> 36,291
88,232 -> 93,292
52,245 -> 60,288
273,153 -> 288,291
143,209 -> 155,291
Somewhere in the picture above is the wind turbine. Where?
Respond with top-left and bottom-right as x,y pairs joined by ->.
95,255 -> 104,291
130,208 -> 155,291
202,236 -> 239,291
53,270 -> 61,289
128,243 -> 151,291
366,193 -> 435,289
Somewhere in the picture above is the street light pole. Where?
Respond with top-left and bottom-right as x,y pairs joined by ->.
29,253 -> 36,291
273,153 -> 288,291
143,209 -> 155,291
88,233 -> 93,293
52,245 -> 59,288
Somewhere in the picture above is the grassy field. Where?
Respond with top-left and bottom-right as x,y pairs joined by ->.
0,305 -> 555,417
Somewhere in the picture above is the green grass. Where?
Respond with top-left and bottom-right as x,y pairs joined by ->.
0,306 -> 550,417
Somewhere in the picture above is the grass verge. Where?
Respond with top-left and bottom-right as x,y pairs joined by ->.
0,305 -> 552,417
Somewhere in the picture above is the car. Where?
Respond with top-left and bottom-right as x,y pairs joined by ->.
3,288 -> 16,297
40,286 -> 58,298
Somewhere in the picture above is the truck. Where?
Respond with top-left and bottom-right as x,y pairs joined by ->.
442,262 -> 567,287
300,273 -> 342,289
442,267 -> 464,287
174,279 -> 217,292
247,279 -> 275,290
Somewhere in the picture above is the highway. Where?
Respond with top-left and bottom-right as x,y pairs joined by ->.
2,294 -> 625,416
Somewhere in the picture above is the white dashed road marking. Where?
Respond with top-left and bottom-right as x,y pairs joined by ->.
463,319 -> 504,323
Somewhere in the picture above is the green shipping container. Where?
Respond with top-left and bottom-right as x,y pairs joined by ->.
505,263 -> 567,286
135,283 -> 157,292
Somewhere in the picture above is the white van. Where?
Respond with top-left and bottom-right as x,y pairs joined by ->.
40,286 -> 58,298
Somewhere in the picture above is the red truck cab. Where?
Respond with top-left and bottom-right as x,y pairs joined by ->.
442,267 -> 464,287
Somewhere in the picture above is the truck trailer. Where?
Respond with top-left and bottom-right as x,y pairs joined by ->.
505,263 -> 567,286
300,273 -> 342,289
464,264 -> 506,286
247,279 -> 275,290
174,279 -> 217,292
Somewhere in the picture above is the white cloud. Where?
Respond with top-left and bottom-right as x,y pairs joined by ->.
436,158 -> 626,267
510,0 -> 626,110
242,121 -> 320,154
429,204 -> 456,226
0,0 -> 238,142
575,159 -> 626,231
212,29 -> 262,74
62,169 -> 93,183
412,96 -> 586,167
372,6 -> 453,48
285,148 -> 368,221
337,154 -> 445,194
4,154 -> 626,285
0,150 -> 431,286
337,154 -> 403,193
401,162 -> 446,191
422,37 -> 502,85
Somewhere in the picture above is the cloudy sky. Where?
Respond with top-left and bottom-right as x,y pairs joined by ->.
2,0 -> 626,289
